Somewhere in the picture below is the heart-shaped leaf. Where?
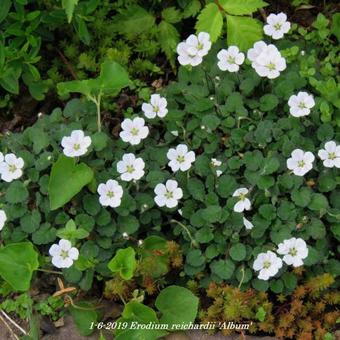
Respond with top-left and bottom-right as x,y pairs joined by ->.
107,247 -> 136,280
49,155 -> 94,210
0,242 -> 39,291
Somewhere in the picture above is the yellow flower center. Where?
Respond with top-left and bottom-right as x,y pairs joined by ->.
328,152 -> 336,160
289,247 -> 297,256
263,260 -> 271,269
298,102 -> 306,109
60,250 -> 69,259
126,165 -> 134,174
131,127 -> 139,136
8,164 -> 17,173
176,155 -> 185,163
73,143 -> 80,151
227,56 -> 235,64
165,190 -> 173,199
274,23 -> 282,31
298,160 -> 305,168
107,191 -> 114,198
267,62 -> 276,71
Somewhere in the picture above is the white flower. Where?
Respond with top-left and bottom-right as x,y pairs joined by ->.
0,153 -> 24,182
119,117 -> 149,145
217,46 -> 245,72
122,232 -> 129,239
247,42 -> 286,79
211,158 -> 222,167
117,153 -> 145,181
167,144 -> 195,172
232,188 -> 251,213
97,179 -> 123,208
154,180 -> 183,208
216,170 -> 223,177
243,217 -> 254,230
287,149 -> 315,176
177,32 -> 211,66
61,130 -> 91,157
253,251 -> 283,280
264,13 -> 291,40
0,152 -> 3,163
277,237 -> 308,267
288,92 -> 315,117
142,94 -> 168,119
318,141 -> 340,168
49,239 -> 79,269
0,210 -> 7,231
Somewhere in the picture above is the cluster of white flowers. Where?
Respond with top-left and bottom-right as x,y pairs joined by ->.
0,152 -> 24,182
49,239 -> 79,268
61,130 -> 92,157
247,41 -> 286,79
287,141 -> 340,176
0,210 -> 7,231
253,237 -> 308,280
177,32 -> 211,66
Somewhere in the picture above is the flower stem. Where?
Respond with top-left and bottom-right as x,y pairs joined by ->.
170,219 -> 197,248
37,268 -> 63,275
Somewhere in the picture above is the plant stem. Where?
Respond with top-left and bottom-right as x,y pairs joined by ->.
96,94 -> 102,132
170,219 -> 197,247
37,268 -> 63,275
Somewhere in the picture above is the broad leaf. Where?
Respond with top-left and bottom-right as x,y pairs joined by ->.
220,0 -> 267,15
158,21 -> 180,69
0,242 -> 39,291
226,15 -> 263,51
48,155 -> 94,210
69,302 -> 98,336
57,61 -> 130,97
155,286 -> 199,325
108,247 -> 136,280
195,3 -> 223,42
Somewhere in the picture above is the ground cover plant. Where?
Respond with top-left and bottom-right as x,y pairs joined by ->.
0,1 -> 339,340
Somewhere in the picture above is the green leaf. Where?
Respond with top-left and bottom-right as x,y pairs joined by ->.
155,286 -> 199,325
62,0 -> 79,23
309,193 -> 329,211
158,21 -> 180,69
112,5 -> 155,38
0,0 -> 11,24
56,219 -> 89,241
220,0 -> 267,15
210,259 -> 235,279
0,242 -> 39,291
259,94 -> 279,112
69,302 -> 98,336
331,13 -> 340,41
57,61 -> 130,97
0,67 -> 20,94
282,272 -> 297,291
229,243 -> 247,261
260,157 -> 280,175
108,247 -> 136,280
187,178 -> 205,201
195,3 -> 223,42
186,249 -> 205,267
255,307 -> 266,321
226,15 -> 263,51
6,181 -> 29,204
201,205 -> 222,223
291,187 -> 312,207
162,7 -> 182,24
48,155 -> 94,210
